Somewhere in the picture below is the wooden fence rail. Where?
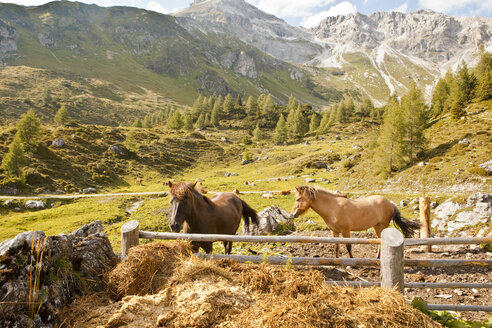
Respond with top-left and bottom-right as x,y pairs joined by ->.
121,220 -> 492,312
138,230 -> 492,246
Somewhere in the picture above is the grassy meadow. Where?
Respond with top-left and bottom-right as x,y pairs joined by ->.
3,102 -> 490,250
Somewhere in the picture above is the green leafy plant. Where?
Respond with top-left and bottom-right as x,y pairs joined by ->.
412,297 -> 492,328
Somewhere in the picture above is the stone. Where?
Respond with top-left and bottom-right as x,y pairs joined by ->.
109,144 -> 132,158
224,172 -> 231,177
458,138 -> 470,145
433,200 -> 465,219
70,232 -> 116,280
312,161 -> 327,169
467,192 -> 492,206
352,144 -> 363,149
51,138 -> 66,148
479,159 -> 492,172
231,173 -> 238,176
220,137 -> 229,143
305,178 -> 316,183
82,187 -> 97,194
242,205 -> 294,235
335,135 -> 341,140
430,201 -> 438,209
399,200 -> 407,207
25,200 -> 46,209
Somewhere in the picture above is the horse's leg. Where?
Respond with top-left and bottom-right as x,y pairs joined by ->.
203,241 -> 213,253
223,241 -> 233,254
332,230 -> 340,258
191,241 -> 200,253
373,223 -> 386,258
342,231 -> 353,258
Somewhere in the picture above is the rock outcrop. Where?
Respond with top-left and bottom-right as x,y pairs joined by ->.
243,205 -> 294,235
0,221 -> 117,328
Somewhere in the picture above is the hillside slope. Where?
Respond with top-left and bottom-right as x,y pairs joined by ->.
0,1 -> 328,123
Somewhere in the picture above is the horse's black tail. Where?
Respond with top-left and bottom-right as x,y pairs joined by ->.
240,199 -> 258,228
392,204 -> 420,238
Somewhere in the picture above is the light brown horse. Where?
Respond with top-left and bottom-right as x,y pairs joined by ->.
168,181 -> 258,254
291,186 -> 419,258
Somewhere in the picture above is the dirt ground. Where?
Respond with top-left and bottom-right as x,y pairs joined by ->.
271,230 -> 491,321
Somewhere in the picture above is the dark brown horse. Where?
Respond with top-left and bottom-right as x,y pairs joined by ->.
291,186 -> 419,258
168,181 -> 258,254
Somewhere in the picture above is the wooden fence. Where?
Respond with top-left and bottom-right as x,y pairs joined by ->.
121,220 -> 492,312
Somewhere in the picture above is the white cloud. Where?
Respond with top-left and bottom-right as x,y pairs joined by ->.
246,0 -> 336,18
418,0 -> 492,15
301,1 -> 357,28
393,2 -> 408,13
146,0 -> 169,14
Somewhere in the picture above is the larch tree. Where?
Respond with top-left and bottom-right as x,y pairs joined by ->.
273,114 -> 287,144
1,134 -> 27,178
16,109 -> 42,152
54,104 -> 70,126
401,83 -> 429,163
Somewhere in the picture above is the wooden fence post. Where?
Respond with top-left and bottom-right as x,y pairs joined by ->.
381,228 -> 404,293
121,220 -> 139,257
419,197 -> 432,252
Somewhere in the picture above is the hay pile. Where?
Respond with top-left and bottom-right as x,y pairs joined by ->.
56,242 -> 440,328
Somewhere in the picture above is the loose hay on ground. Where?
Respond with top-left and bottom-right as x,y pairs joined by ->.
57,243 -> 441,328
108,241 -> 192,297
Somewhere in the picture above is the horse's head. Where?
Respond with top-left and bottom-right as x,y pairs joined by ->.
168,181 -> 197,232
291,186 -> 315,218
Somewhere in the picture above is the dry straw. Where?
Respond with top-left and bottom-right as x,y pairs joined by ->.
57,242 -> 440,328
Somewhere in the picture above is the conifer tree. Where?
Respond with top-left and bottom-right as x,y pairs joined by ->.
183,114 -> 194,131
292,105 -> 308,139
319,111 -> 330,133
123,130 -> 139,153
377,98 -> 407,173
286,106 -> 296,139
430,77 -> 450,117
166,111 -> 183,130
54,104 -> 70,126
202,97 -> 210,114
1,134 -> 27,178
142,115 -> 152,128
309,113 -> 320,132
204,113 -> 211,127
192,95 -> 203,119
328,104 -> 338,125
287,94 -> 297,111
356,99 -> 374,121
132,118 -> 143,128
401,83 -> 429,163
252,123 -> 263,142
195,113 -> 205,130
476,67 -> 492,101
208,96 -> 215,113
222,94 -> 234,118
245,96 -> 257,118
262,94 -> 276,125
16,109 -> 42,151
211,103 -> 220,127
273,114 -> 287,144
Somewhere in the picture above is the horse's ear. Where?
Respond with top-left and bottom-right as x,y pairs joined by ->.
191,181 -> 198,190
168,181 -> 173,188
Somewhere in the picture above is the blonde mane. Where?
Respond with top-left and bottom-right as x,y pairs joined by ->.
296,185 -> 347,201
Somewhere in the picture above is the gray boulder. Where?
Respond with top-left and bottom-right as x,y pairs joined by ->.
433,200 -> 465,219
25,200 -> 46,209
479,159 -> 492,172
243,205 -> 294,235
51,138 -> 66,148
82,187 -> 97,194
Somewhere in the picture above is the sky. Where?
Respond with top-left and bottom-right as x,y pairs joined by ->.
2,0 -> 492,28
